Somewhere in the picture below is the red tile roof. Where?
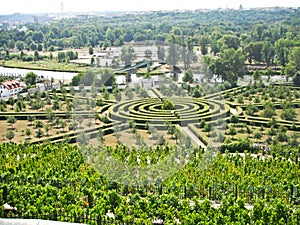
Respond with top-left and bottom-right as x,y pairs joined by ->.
1,80 -> 21,90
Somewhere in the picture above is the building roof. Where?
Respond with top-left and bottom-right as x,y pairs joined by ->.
1,80 -> 22,90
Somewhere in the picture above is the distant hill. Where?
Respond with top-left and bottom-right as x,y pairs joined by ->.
0,13 -> 34,23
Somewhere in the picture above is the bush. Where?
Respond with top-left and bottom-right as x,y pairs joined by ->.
293,72 -> 300,86
276,132 -> 288,142
262,102 -> 275,118
161,99 -> 175,110
219,139 -> 259,153
22,56 -> 33,61
281,108 -> 296,121
229,115 -> 239,123
246,104 -> 259,116
237,96 -> 244,104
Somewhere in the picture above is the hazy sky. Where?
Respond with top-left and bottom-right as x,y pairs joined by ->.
0,0 -> 299,15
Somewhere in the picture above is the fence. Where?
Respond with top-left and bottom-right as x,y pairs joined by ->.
4,211 -> 118,225
1,173 -> 299,204
2,182 -> 299,224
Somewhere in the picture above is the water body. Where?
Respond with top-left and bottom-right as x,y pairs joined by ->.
0,67 -> 78,82
1,66 -> 285,86
115,73 -> 208,84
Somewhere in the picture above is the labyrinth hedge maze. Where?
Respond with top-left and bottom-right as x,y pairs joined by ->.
108,97 -> 230,127
0,82 -> 299,151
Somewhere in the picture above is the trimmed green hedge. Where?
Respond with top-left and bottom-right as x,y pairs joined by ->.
219,140 -> 260,154
187,124 -> 209,146
109,98 -> 230,127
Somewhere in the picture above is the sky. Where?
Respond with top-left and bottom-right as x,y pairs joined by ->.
0,0 -> 299,15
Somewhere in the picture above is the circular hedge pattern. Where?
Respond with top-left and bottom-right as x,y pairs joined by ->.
109,97 -> 230,127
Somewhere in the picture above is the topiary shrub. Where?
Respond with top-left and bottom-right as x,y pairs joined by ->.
161,99 -> 175,110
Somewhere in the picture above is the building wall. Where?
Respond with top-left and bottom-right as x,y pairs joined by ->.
0,87 -> 10,97
0,85 -> 23,97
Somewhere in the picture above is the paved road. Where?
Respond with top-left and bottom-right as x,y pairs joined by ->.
182,126 -> 207,150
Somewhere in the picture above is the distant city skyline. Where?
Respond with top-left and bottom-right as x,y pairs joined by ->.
0,0 -> 299,15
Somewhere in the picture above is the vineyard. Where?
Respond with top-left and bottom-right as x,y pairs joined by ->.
1,143 -> 300,224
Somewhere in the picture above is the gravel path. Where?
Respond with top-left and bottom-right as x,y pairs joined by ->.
147,89 -> 159,98
230,107 -> 238,115
182,126 -> 207,149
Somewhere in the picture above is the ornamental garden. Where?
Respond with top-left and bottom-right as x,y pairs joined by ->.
1,8 -> 300,224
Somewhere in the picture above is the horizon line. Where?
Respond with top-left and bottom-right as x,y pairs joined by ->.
1,5 -> 299,17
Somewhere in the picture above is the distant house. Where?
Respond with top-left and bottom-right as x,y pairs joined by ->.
0,80 -> 23,97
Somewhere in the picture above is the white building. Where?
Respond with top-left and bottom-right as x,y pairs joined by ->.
0,80 -> 23,97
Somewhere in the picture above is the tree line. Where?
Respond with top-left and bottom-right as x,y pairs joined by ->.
1,9 -> 300,83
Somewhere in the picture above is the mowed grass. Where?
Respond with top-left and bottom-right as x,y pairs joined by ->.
4,59 -> 88,73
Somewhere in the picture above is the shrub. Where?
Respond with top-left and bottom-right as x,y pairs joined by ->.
22,56 -> 33,61
262,102 -> 275,118
246,104 -> 259,116
281,108 -> 296,121
161,99 -> 175,110
293,72 -> 300,86
229,115 -> 239,123
219,139 -> 258,153
199,119 -> 206,128
237,96 -> 244,104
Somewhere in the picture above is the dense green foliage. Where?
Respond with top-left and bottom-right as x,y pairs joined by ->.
1,8 -> 300,224
2,9 -> 300,50
1,143 -> 300,224
1,8 -> 300,84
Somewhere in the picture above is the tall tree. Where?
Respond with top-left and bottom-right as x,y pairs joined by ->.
32,31 -> 44,43
244,42 -> 263,64
181,37 -> 196,69
15,41 -> 25,51
120,46 -> 136,67
25,72 -> 37,87
218,35 -> 240,51
57,52 -> 66,63
144,49 -> 152,59
209,48 -> 245,85
199,36 -> 208,55
289,47 -> 300,71
274,38 -> 293,66
166,35 -> 180,67
157,45 -> 166,60
262,41 -> 275,66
